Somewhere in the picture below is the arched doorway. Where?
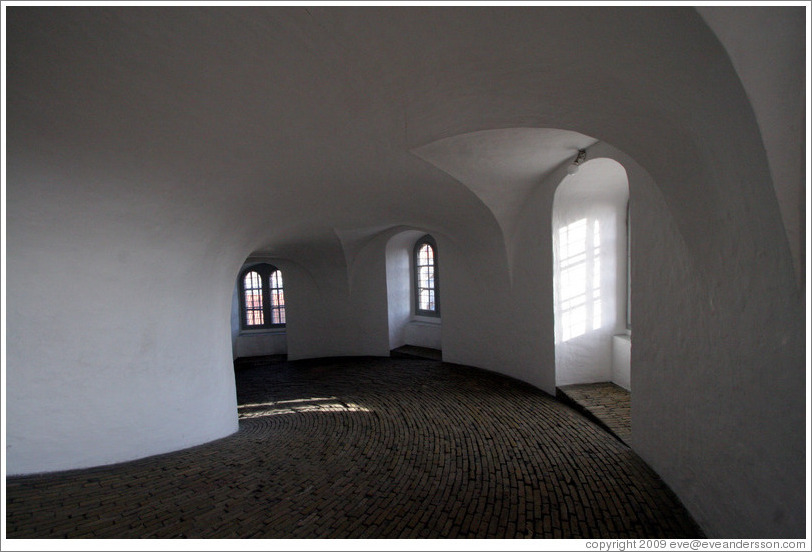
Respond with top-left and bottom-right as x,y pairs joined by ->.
552,156 -> 631,442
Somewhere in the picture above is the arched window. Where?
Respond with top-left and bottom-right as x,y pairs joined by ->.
239,264 -> 286,330
413,235 -> 440,317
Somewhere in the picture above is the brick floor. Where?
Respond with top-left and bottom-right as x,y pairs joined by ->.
5,357 -> 700,538
390,345 -> 443,361
557,382 -> 632,446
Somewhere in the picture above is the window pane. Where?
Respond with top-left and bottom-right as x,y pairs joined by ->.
246,291 -> 261,309
419,289 -> 429,310
269,270 -> 285,325
244,271 -> 262,292
418,244 -> 433,267
246,308 -> 264,326
416,241 -> 438,312
243,271 -> 263,325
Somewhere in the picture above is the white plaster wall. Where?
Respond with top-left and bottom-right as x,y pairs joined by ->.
230,284 -> 241,359
612,335 -> 631,391
346,234 -> 392,358
5,7 -> 804,539
552,159 -> 629,386
5,177 -> 241,474
279,234 -> 391,361
618,147 -> 804,540
436,223 -> 555,394
404,320 -> 442,350
697,7 -> 806,289
281,263 -> 342,360
385,231 -> 422,350
280,262 -> 365,360
234,332 -> 287,358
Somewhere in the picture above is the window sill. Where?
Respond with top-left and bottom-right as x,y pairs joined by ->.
410,316 -> 441,325
239,328 -> 287,336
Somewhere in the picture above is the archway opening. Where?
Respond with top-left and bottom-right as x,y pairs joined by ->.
231,259 -> 289,364
552,157 -> 631,443
386,230 -> 443,360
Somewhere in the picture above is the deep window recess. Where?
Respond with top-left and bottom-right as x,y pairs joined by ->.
414,235 -> 440,317
240,264 -> 286,330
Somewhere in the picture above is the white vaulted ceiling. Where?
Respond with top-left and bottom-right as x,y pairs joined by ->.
5,5 -> 805,539
10,6 -> 793,266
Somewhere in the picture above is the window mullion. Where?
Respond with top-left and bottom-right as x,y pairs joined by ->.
262,270 -> 272,328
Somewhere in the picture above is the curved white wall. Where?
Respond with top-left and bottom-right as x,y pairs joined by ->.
386,232 -> 415,350
5,6 -> 804,538
5,176 -> 241,474
553,158 -> 629,386
698,7 -> 806,288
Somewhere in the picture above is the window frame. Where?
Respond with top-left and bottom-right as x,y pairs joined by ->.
238,263 -> 286,331
625,200 -> 631,332
413,235 -> 440,318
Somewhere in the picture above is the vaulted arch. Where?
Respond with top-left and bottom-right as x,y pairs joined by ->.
5,6 -> 803,538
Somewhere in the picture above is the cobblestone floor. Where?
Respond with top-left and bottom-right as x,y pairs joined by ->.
557,382 -> 632,446
5,357 -> 701,538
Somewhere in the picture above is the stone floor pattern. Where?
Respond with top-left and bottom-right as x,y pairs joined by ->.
558,382 -> 632,446
5,357 -> 702,539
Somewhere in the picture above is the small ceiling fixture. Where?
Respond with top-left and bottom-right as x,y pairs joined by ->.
567,149 -> 587,175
